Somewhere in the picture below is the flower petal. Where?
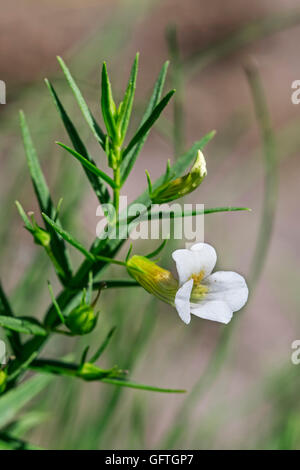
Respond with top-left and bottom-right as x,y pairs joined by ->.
203,271 -> 248,312
190,300 -> 233,324
172,243 -> 217,285
174,279 -> 193,324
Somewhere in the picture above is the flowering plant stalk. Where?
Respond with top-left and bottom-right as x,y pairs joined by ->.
0,54 -> 249,447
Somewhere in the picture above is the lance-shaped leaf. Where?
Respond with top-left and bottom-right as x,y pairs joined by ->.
0,374 -> 51,429
117,53 -> 139,142
56,142 -> 115,188
138,206 -> 251,223
100,378 -> 185,393
122,89 -> 175,159
42,213 -> 95,262
145,239 -> 168,259
19,111 -> 72,282
121,61 -> 170,183
45,79 -> 110,204
101,62 -> 118,141
29,359 -> 185,393
88,326 -> 117,363
93,279 -> 140,289
57,56 -> 106,147
0,315 -> 48,337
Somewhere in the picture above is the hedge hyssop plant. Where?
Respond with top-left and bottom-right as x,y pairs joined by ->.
0,54 -> 249,429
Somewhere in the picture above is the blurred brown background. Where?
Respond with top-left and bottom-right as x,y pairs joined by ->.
0,0 -> 300,449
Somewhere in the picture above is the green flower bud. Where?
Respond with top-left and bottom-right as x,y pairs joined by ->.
150,150 -> 207,203
66,305 -> 98,335
27,213 -> 51,248
127,255 -> 178,305
33,226 -> 51,248
0,370 -> 7,394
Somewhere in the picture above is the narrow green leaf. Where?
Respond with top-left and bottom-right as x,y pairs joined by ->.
89,326 -> 117,363
19,111 -> 72,281
122,89 -> 175,159
15,201 -> 32,231
101,62 -> 117,140
47,281 -> 65,325
93,279 -> 140,289
30,359 -> 78,377
19,111 -> 51,213
121,61 -> 170,182
101,378 -> 186,393
57,56 -> 106,147
145,239 -> 168,258
42,213 -> 95,262
141,206 -> 251,222
118,53 -> 139,141
0,374 -> 51,429
45,79 -> 110,204
56,142 -> 115,188
0,315 -> 47,337
80,346 -> 90,366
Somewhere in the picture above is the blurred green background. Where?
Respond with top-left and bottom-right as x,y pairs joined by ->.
0,0 -> 300,450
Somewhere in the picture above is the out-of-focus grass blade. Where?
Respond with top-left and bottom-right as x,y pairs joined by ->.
121,61 -> 170,182
101,378 -> 185,393
166,24 -> 185,157
245,61 -> 278,288
42,213 -> 95,262
45,80 -> 110,204
19,111 -> 72,281
118,53 -> 139,141
0,434 -> 41,450
186,10 -> 300,76
56,142 -> 115,188
0,315 -> 47,337
89,327 -> 117,363
0,374 -> 51,429
4,411 -> 49,439
101,62 -> 117,139
0,282 -> 21,354
122,89 -> 175,159
57,56 -> 106,147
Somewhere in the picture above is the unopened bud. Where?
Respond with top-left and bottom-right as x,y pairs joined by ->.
127,255 -> 178,305
66,305 -> 98,335
150,150 -> 207,203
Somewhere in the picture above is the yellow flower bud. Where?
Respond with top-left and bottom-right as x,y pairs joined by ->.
150,150 -> 207,203
127,255 -> 178,305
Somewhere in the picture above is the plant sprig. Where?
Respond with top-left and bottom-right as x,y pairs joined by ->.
0,53 -> 250,405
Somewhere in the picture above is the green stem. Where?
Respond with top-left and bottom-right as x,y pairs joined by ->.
112,144 -> 121,221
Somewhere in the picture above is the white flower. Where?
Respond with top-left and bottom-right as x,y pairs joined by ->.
172,243 -> 248,325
